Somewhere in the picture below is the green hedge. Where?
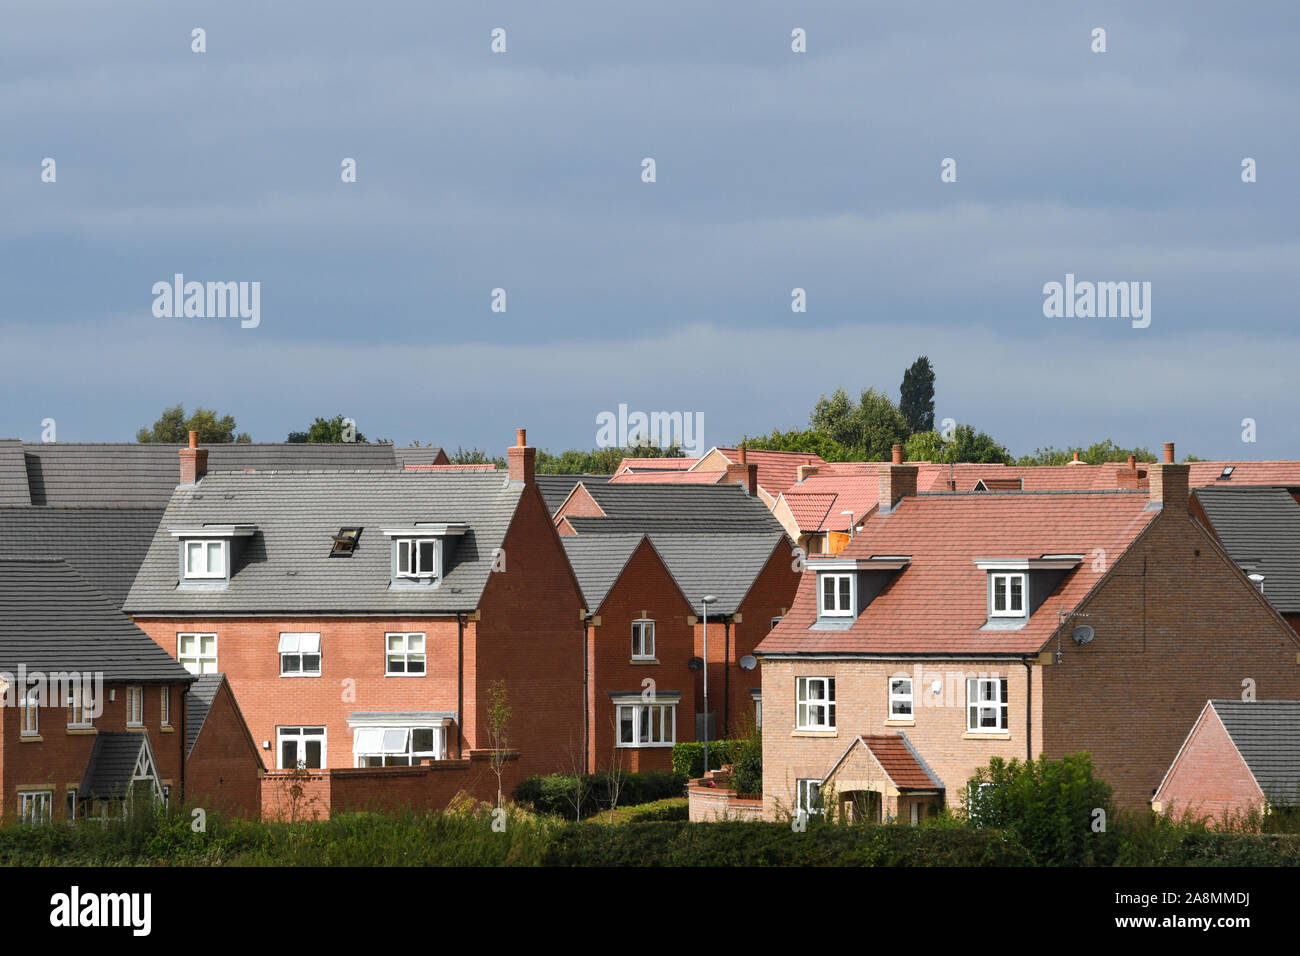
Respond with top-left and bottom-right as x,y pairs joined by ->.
671,740 -> 748,779
617,799 -> 690,823
538,820 -> 1034,867
514,771 -> 685,819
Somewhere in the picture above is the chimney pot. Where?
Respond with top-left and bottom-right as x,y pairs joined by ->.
1127,455 -> 1136,469
1072,451 -> 1080,463
516,428 -> 527,447
1163,441 -> 1175,463
188,430 -> 198,450
738,445 -> 747,464
891,444 -> 903,465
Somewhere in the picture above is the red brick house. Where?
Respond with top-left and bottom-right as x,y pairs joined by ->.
185,674 -> 265,819
124,430 -> 586,812
0,558 -> 192,822
1153,700 -> 1300,823
756,443 -> 1300,820
562,534 -> 698,773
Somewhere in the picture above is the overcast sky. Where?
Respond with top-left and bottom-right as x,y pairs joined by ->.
2,1 -> 1297,459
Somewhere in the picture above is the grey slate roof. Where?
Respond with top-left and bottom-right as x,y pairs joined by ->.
0,506 -> 164,608
644,531 -> 790,616
566,516 -> 786,536
0,558 -> 194,681
186,673 -> 224,756
20,442 -> 400,507
561,534 -> 652,611
575,482 -> 782,530
1211,700 -> 1300,803
0,440 -> 30,505
537,474 -> 610,515
1194,486 -> 1300,613
80,733 -> 152,799
126,470 -> 526,615
395,446 -> 447,467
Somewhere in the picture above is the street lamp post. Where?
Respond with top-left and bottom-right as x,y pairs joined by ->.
700,594 -> 717,777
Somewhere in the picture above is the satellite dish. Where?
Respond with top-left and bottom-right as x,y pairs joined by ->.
687,656 -> 704,671
739,654 -> 758,671
1072,624 -> 1095,645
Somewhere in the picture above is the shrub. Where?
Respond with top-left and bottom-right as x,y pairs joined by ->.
965,752 -> 1117,866
731,730 -> 762,795
617,799 -> 690,823
514,771 -> 685,819
671,740 -> 747,779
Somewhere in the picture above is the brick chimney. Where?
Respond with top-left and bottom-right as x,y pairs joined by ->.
878,449 -> 918,514
179,430 -> 208,485
796,458 -> 819,483
1067,451 -> 1083,465
507,428 -> 535,485
726,445 -> 758,496
1149,441 -> 1188,512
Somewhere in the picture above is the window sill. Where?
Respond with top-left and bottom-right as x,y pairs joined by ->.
884,719 -> 915,727
629,658 -> 659,665
18,735 -> 43,744
615,743 -> 675,749
963,731 -> 1011,740
125,725 -> 147,732
160,726 -> 175,734
384,672 -> 427,678
279,674 -> 322,679
792,729 -> 837,738
66,728 -> 98,736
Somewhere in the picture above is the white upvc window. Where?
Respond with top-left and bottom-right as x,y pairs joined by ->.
67,686 -> 94,729
66,788 -> 78,821
160,687 -> 170,727
279,632 -> 322,676
19,791 -> 52,825
990,573 -> 1026,617
796,778 -> 823,816
820,573 -> 854,616
178,633 -> 218,674
126,686 -> 144,727
631,619 -> 655,660
353,726 -> 445,767
395,538 -> 437,579
385,632 -> 426,675
277,726 -> 326,769
967,677 -> 1009,732
20,689 -> 39,736
616,702 -> 676,747
183,539 -> 227,579
889,675 -> 913,719
796,676 -> 836,730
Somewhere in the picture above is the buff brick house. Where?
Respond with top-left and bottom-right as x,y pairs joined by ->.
124,430 -> 585,814
756,442 -> 1300,820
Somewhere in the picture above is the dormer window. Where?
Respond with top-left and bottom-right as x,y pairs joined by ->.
396,538 -> 437,579
990,573 -> 1025,617
184,540 -> 226,579
820,574 -> 854,616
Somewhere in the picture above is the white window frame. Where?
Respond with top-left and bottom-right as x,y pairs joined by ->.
160,687 -> 170,727
18,790 -> 52,825
889,675 -> 914,719
353,725 -> 445,767
183,538 -> 227,579
66,787 -> 78,821
395,538 -> 438,580
819,573 -> 854,616
67,685 -> 94,729
796,676 -> 836,731
276,726 -> 327,770
20,688 -> 39,737
967,677 -> 1009,732
178,633 -> 218,674
126,685 -> 144,727
796,778 -> 823,816
385,632 -> 426,676
990,572 -> 1026,617
631,619 -> 655,660
616,702 -> 677,748
279,632 -> 322,677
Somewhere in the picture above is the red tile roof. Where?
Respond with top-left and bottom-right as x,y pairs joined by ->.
705,449 -> 828,496
609,469 -> 723,485
780,475 -> 880,532
757,490 -> 1157,656
857,735 -> 941,790
614,457 -> 699,476
782,492 -> 838,532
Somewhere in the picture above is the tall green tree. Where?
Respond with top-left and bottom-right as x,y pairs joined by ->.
286,415 -> 367,443
905,424 -> 1013,465
899,356 -> 936,433
739,428 -> 849,462
137,404 -> 249,443
810,387 -> 910,461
